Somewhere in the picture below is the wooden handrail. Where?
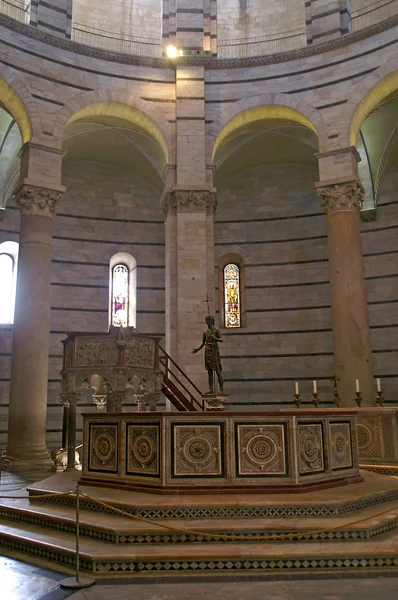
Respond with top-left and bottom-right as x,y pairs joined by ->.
165,369 -> 201,408
159,345 -> 204,411
159,345 -> 202,396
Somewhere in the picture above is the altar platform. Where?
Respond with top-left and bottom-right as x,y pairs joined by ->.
1,470 -> 398,577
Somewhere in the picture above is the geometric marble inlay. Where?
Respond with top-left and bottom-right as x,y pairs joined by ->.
298,423 -> 325,475
236,424 -> 286,476
173,424 -> 223,477
356,416 -> 381,458
330,422 -> 352,470
126,423 -> 159,476
89,423 -> 118,473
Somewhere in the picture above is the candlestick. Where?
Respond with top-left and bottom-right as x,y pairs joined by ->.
294,393 -> 301,409
377,378 -> 381,392
376,390 -> 385,407
295,382 -> 299,395
312,392 -> 320,408
355,379 -> 360,393
354,391 -> 362,407
313,380 -> 317,394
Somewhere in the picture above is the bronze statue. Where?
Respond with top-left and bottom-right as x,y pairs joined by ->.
192,315 -> 224,394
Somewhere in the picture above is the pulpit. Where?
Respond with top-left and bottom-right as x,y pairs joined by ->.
60,327 -> 163,469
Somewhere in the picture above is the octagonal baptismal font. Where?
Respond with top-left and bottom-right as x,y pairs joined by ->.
80,409 -> 361,493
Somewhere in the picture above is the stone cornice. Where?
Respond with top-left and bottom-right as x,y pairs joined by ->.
161,189 -> 217,216
14,184 -> 63,217
1,13 -> 398,70
316,180 -> 364,215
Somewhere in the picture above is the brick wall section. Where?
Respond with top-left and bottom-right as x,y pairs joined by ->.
72,0 -> 162,40
216,0 -> 306,42
215,163 -> 334,410
1,14 -> 398,435
30,0 -> 72,39
362,169 -> 398,406
0,161 -> 165,449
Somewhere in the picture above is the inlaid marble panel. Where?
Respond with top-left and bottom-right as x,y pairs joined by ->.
172,424 -> 223,477
126,423 -> 160,476
357,416 -> 381,458
89,423 -> 118,473
236,424 -> 286,476
298,423 -> 324,475
330,422 -> 352,470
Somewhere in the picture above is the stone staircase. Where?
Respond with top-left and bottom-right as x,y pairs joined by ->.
1,470 -> 398,577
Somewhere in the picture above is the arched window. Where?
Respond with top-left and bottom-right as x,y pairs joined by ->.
0,241 -> 19,325
109,253 -> 137,328
111,264 -> 129,327
224,263 -> 241,328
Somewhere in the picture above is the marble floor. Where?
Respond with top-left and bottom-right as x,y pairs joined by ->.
2,556 -> 398,600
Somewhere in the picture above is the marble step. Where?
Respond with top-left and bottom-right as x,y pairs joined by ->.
1,496 -> 398,544
1,520 -> 398,577
26,469 -> 398,521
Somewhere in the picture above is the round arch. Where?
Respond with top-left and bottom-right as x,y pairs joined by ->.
0,66 -> 35,143
53,91 -> 170,166
212,93 -> 327,162
347,63 -> 398,147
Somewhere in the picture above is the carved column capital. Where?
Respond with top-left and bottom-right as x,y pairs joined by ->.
161,189 -> 217,217
316,180 -> 364,215
14,185 -> 63,217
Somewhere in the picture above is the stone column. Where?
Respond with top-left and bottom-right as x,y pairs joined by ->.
163,189 -> 217,391
7,184 -> 62,464
316,179 -> 374,406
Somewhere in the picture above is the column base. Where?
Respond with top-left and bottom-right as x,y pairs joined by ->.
4,444 -> 54,470
204,393 -> 228,411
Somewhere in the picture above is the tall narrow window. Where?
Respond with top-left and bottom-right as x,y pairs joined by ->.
109,252 -> 137,328
112,264 -> 129,327
0,241 -> 18,325
224,263 -> 241,328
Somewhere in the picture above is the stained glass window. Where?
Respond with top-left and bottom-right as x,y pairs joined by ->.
0,253 -> 15,325
112,264 -> 129,327
224,263 -> 241,328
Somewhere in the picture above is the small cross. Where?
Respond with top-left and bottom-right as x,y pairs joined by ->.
329,374 -> 340,391
201,293 -> 213,315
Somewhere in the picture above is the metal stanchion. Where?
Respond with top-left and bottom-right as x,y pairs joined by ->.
60,483 -> 95,589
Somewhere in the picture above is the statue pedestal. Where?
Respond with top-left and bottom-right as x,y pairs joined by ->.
204,393 -> 227,411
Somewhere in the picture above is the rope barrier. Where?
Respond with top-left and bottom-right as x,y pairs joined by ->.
1,487 -> 398,542
81,492 -> 398,542
1,455 -> 56,467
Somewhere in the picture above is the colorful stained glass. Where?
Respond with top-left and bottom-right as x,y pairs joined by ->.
112,264 -> 129,327
224,263 -> 240,328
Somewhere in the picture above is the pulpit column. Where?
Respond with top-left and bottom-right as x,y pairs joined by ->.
316,178 -> 374,405
7,184 -> 62,464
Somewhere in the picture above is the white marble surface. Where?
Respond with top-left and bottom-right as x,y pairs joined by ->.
68,577 -> 398,600
0,556 -> 63,600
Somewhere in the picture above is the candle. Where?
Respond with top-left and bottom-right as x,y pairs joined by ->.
377,378 -> 381,392
355,379 -> 360,393
295,382 -> 299,395
313,380 -> 317,394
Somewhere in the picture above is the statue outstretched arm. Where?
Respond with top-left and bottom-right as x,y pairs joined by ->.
192,333 -> 206,354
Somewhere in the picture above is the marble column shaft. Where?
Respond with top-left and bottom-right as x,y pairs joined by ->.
317,180 -> 374,406
7,185 -> 62,463
163,188 -> 217,391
